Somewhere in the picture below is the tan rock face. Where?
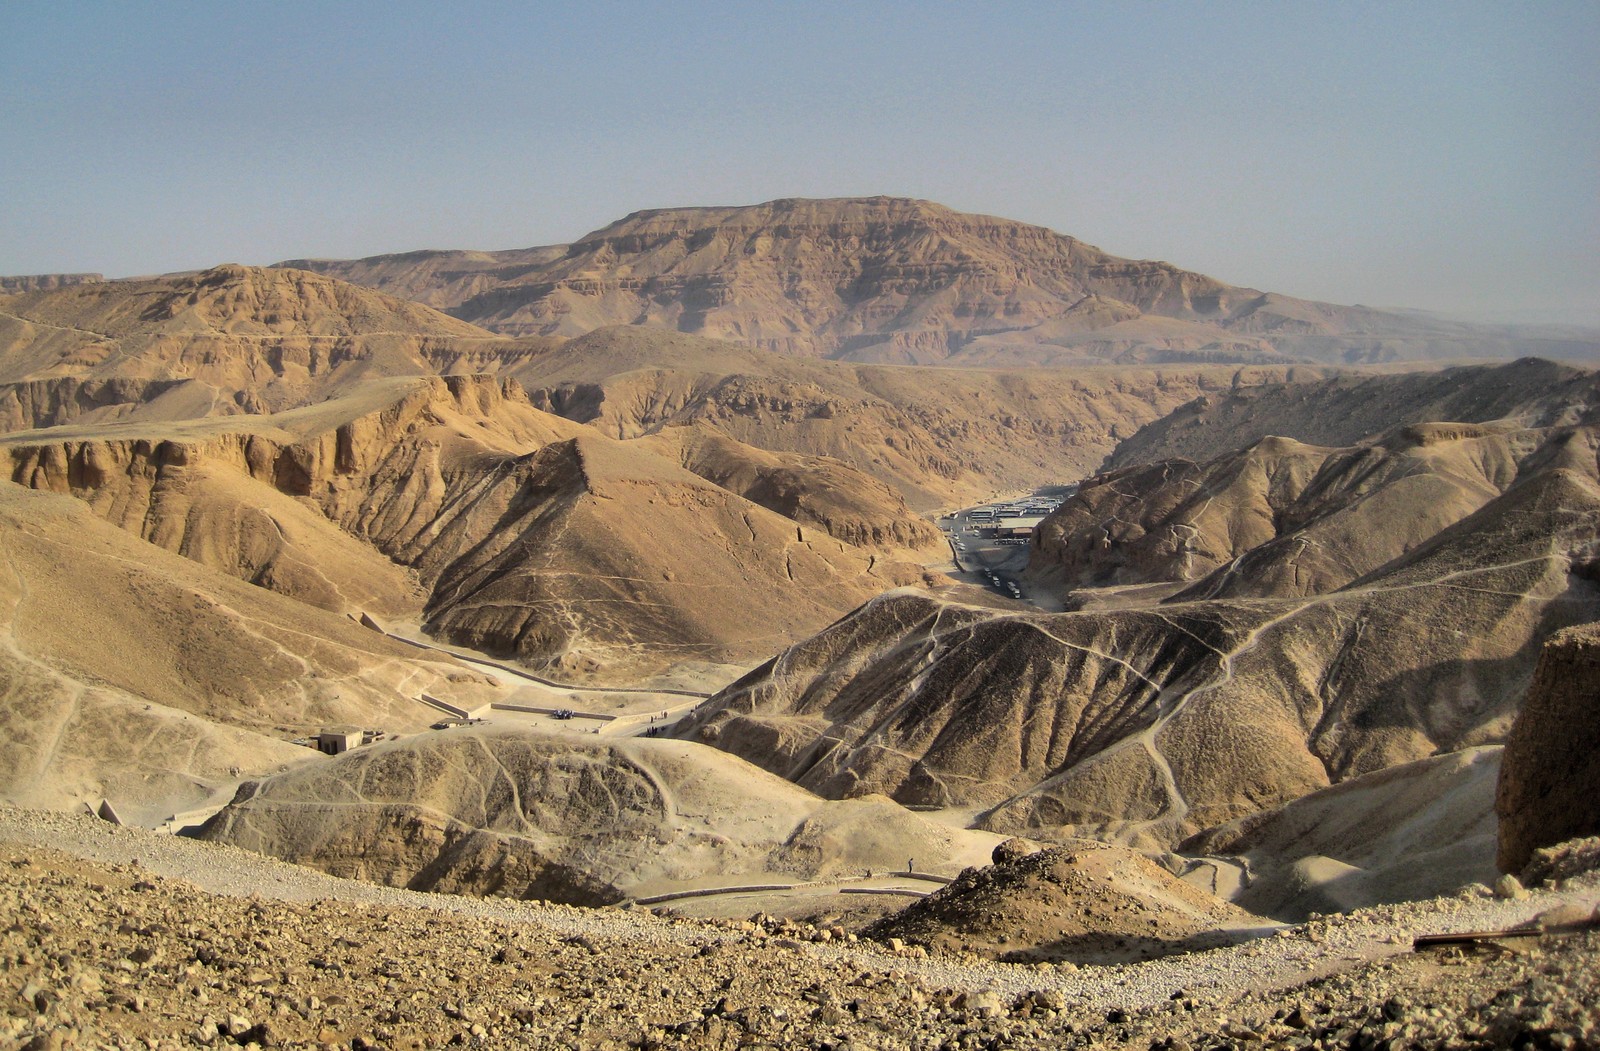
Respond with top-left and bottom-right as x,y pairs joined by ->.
282,197 -> 1600,366
0,264 -> 507,427
639,424 -> 944,554
1496,624 -> 1600,874
412,433 -> 931,674
1,370 -> 936,678
518,325 -> 1322,511
0,272 -> 103,294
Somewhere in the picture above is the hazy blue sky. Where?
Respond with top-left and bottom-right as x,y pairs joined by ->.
3,1 -> 1596,324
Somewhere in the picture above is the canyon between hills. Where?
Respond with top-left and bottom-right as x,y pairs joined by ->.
2,198 -> 1599,1049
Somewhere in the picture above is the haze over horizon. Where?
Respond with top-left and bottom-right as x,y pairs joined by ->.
3,1 -> 1596,326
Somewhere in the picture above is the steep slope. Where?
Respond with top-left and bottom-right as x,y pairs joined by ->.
4,270 -> 1329,515
284,197 -> 1600,366
0,484 -> 491,824
198,723 -> 992,903
0,375 -> 577,617
1105,357 -> 1600,470
411,432 -> 933,676
0,264 -> 516,428
636,424 -> 944,554
1032,421 -> 1553,601
675,434 -> 1600,848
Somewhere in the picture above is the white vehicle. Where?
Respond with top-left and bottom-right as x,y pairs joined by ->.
968,508 -> 995,521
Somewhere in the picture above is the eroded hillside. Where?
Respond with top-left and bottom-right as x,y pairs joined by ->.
677,420 -> 1600,849
516,326 -> 1319,510
197,723 -> 996,903
1032,421 -> 1572,601
0,485 -> 496,823
1,372 -> 935,678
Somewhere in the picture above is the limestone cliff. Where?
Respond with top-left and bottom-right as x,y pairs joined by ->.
0,264 -> 507,422
283,198 -> 1600,366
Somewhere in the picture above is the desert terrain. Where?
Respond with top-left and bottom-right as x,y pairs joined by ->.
3,197 -> 1599,1047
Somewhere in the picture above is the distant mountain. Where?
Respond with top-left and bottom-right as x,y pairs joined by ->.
3,267 -> 1327,513
1102,357 -> 1600,470
279,197 -> 1600,366
0,273 -> 103,294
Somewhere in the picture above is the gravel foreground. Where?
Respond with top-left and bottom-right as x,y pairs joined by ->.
2,808 -> 1598,1050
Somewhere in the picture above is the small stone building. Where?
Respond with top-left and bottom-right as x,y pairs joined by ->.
316,727 -> 364,756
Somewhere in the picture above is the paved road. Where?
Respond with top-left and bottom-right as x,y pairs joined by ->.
938,490 -> 1073,607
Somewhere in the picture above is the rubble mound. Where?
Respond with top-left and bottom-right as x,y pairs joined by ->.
1522,836 -> 1600,886
863,843 -> 1249,964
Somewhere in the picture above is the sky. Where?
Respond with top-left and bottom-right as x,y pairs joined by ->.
3,1 -> 1596,325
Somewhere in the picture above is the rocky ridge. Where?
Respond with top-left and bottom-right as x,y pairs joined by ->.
0,273 -> 103,295
516,325 -> 1322,510
1103,357 -> 1600,471
0,264 -> 511,427
196,723 -> 996,905
1031,420 -> 1580,601
281,197 -> 1600,366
